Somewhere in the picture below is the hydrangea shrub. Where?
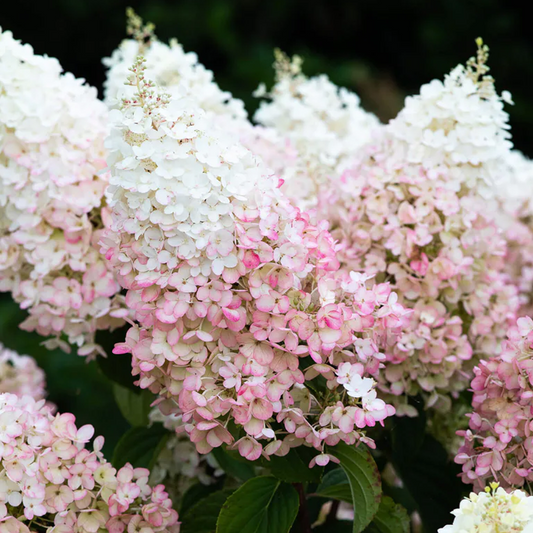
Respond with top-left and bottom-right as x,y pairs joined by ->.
2,11 -> 533,533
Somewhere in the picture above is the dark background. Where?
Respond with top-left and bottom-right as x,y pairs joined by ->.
1,0 -> 533,154
1,0 -> 533,452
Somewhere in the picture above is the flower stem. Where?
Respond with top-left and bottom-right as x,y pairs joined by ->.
294,482 -> 312,533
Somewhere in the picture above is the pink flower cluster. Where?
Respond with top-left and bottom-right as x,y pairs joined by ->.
492,151 -> 533,314
0,393 -> 179,533
0,29 -> 126,357
0,344 -> 46,401
456,317 -> 533,490
316,43 -> 519,415
101,59 -> 406,463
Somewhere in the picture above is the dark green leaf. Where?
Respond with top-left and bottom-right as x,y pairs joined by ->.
328,443 -> 382,533
180,482 -> 224,515
364,496 -> 410,533
315,468 -> 351,503
391,419 -> 466,532
181,489 -> 234,533
216,476 -> 299,533
264,447 -> 323,483
212,446 -> 255,481
383,484 -> 418,516
112,423 -> 168,470
113,383 -> 154,427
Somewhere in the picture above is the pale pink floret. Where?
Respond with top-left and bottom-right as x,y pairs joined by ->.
0,393 -> 179,532
456,317 -> 533,490
0,29 -> 125,357
102,60 -> 403,463
315,55 -> 519,415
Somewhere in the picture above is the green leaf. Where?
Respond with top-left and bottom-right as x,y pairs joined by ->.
264,447 -> 323,483
216,476 -> 299,533
364,496 -> 410,533
328,443 -> 382,533
112,423 -> 168,470
180,482 -> 224,515
181,489 -> 234,533
113,383 -> 154,427
211,446 -> 255,481
391,416 -> 466,532
315,468 -> 352,503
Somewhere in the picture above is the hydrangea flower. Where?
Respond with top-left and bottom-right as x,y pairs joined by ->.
0,28 -> 126,357
439,483 -> 533,533
0,393 -> 179,533
101,57 -> 407,462
103,9 -> 246,129
492,150 -> 533,312
149,409 -> 223,503
0,344 -> 46,400
316,39 -> 519,414
455,316 -> 533,489
248,50 -> 379,210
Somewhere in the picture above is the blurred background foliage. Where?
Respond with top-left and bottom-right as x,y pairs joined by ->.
1,0 -> 532,450
1,0 -> 533,151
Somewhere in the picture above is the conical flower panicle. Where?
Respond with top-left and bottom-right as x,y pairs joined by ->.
103,11 -> 246,126
0,28 -> 125,357
316,42 -> 519,415
248,49 -> 379,209
102,58 -> 408,462
387,40 -> 512,191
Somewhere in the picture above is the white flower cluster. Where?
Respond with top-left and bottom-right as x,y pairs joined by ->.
103,59 -> 276,286
439,484 -> 533,533
149,409 -> 222,502
387,60 -> 513,193
494,151 -> 533,215
492,151 -> 533,307
0,343 -> 46,400
0,29 -> 125,356
103,35 -> 247,128
250,50 -> 379,209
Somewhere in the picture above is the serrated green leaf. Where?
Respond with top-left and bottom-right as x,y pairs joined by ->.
113,383 -> 154,427
211,446 -> 255,481
112,423 -> 168,470
181,489 -> 234,533
264,447 -> 323,483
328,443 -> 382,533
364,496 -> 410,533
216,476 -> 299,533
315,467 -> 352,503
